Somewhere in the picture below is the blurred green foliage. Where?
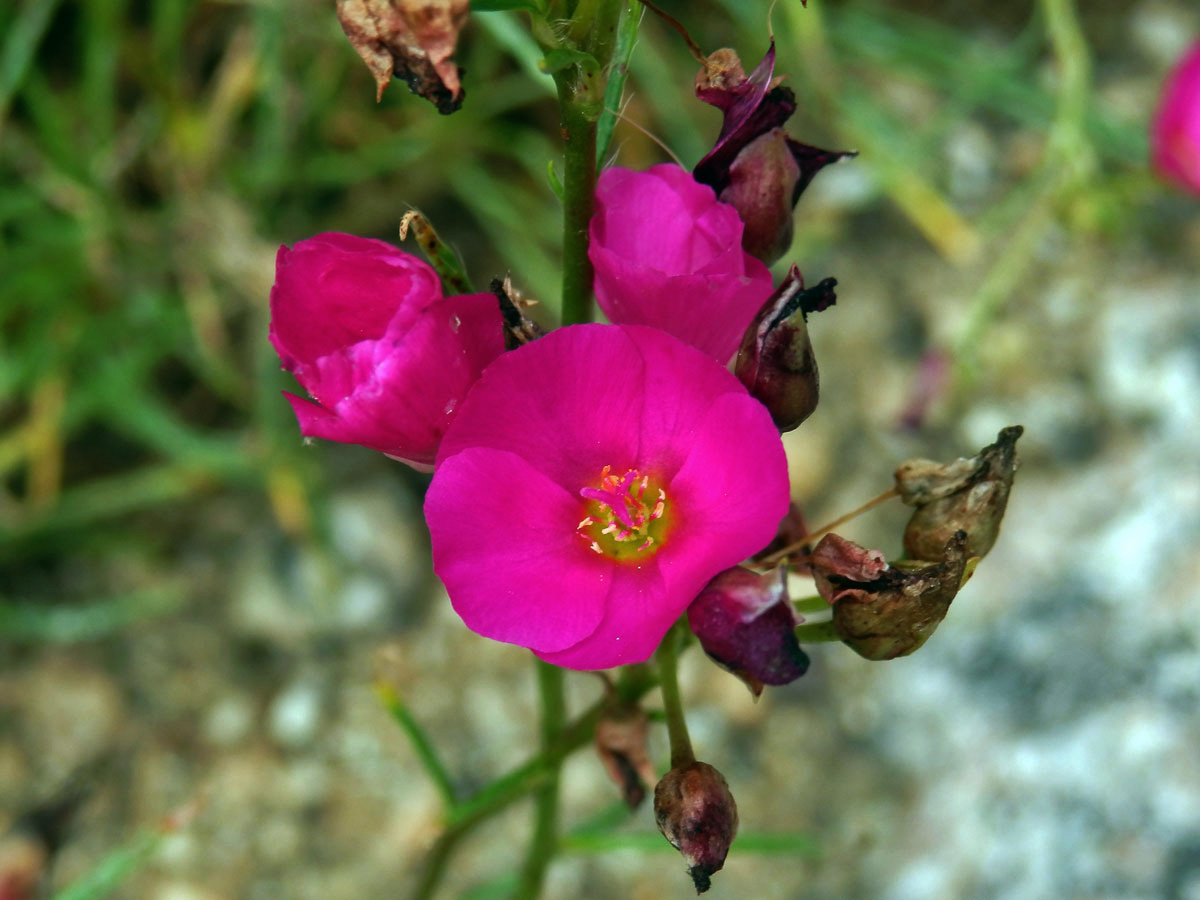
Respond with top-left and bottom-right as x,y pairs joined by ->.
0,0 -> 1150,636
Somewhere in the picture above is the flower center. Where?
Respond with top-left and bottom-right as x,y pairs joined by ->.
577,466 -> 671,561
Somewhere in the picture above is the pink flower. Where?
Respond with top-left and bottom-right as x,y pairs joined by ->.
1153,42 -> 1200,195
424,324 -> 790,670
269,232 -> 504,469
588,164 -> 774,364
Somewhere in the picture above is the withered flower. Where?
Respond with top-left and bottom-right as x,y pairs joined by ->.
594,701 -> 658,810
895,426 -> 1023,562
655,761 -> 739,894
687,565 -> 810,697
811,532 -> 970,661
336,0 -> 468,113
734,265 -> 837,431
694,43 -> 854,264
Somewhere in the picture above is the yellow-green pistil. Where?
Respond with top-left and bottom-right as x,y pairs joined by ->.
577,466 -> 672,562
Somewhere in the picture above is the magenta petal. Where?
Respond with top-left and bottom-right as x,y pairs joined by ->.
592,247 -> 772,363
436,324 -> 643,490
662,392 -> 790,597
535,563 -> 674,670
618,326 -> 750,478
426,447 -> 610,653
284,294 -> 504,466
1152,42 -> 1200,195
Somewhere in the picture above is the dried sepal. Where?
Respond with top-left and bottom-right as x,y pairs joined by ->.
811,532 -> 970,661
654,761 -> 739,894
335,0 -> 468,113
895,426 -> 1023,561
489,276 -> 544,350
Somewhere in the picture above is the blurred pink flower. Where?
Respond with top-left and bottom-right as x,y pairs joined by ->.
1153,41 -> 1200,195
425,324 -> 790,670
589,164 -> 774,363
269,232 -> 504,469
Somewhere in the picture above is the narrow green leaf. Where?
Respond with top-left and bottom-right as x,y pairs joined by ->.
596,0 -> 643,165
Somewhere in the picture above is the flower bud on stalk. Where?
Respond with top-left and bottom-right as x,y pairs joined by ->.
734,265 -> 837,431
894,426 -> 1023,562
594,701 -> 658,810
687,566 -> 810,697
811,532 -> 971,661
654,761 -> 739,894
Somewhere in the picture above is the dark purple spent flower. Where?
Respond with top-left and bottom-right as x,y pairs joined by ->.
688,566 -> 809,695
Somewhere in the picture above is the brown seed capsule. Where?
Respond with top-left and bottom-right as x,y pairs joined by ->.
895,426 -> 1023,561
654,761 -> 739,894
734,265 -> 836,432
811,532 -> 971,661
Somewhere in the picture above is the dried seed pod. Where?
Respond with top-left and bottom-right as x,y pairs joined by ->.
811,532 -> 970,661
895,426 -> 1023,561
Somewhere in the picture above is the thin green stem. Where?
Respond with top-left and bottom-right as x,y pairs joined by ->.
514,661 -> 567,900
795,621 -> 842,643
407,665 -> 657,900
793,594 -> 831,615
656,619 -> 695,769
376,684 -> 458,809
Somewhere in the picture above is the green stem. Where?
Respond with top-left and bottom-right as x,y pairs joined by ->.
552,81 -> 598,327
656,619 -> 695,769
376,684 -> 458,809
794,621 -> 842,643
514,661 -> 567,900
793,594 -> 831,615
407,665 -> 657,900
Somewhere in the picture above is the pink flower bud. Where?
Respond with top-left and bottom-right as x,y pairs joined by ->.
687,566 -> 810,697
654,761 -> 739,894
269,232 -> 504,470
734,265 -> 837,432
1152,41 -> 1200,195
588,164 -> 774,363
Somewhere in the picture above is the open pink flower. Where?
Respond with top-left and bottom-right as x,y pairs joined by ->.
589,164 -> 774,364
425,324 -> 790,670
269,232 -> 504,469
1153,41 -> 1200,195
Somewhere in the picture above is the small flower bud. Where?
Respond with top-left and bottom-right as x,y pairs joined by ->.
654,762 -> 739,894
687,566 -> 810,697
734,265 -> 837,431
594,701 -> 658,810
895,426 -> 1023,562
811,532 -> 970,661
